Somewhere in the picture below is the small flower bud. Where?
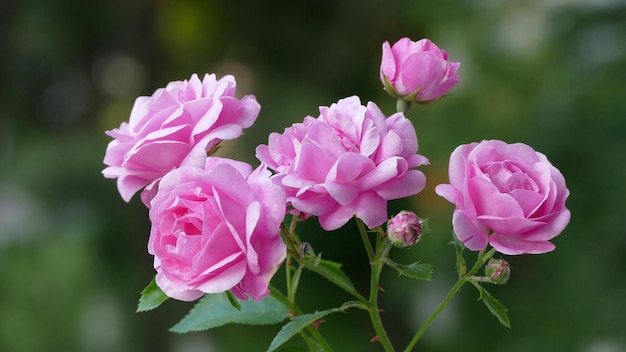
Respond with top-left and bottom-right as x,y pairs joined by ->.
387,211 -> 423,247
380,38 -> 460,104
485,258 -> 510,284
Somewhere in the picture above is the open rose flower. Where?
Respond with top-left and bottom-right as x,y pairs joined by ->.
147,157 -> 287,301
103,73 -> 260,202
256,96 -> 429,231
435,140 -> 570,255
380,38 -> 460,103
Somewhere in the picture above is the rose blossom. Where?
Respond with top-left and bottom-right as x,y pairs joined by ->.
256,96 -> 429,231
102,73 -> 260,202
147,157 -> 287,301
435,140 -> 570,255
380,38 -> 460,103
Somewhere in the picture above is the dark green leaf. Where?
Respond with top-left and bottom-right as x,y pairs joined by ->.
137,278 -> 169,312
268,309 -> 339,352
274,346 -> 309,352
170,292 -> 289,333
305,258 -> 355,293
383,259 -> 432,281
476,285 -> 511,328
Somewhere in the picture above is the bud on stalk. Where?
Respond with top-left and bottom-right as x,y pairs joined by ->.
387,211 -> 423,248
485,258 -> 510,284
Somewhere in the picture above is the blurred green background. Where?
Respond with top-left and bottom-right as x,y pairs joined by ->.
1,0 -> 625,351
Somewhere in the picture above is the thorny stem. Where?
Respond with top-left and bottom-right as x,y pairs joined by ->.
403,247 -> 496,351
356,218 -> 396,352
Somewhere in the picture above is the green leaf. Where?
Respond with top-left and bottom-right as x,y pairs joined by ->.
268,309 -> 339,352
274,346 -> 309,352
170,292 -> 289,333
383,259 -> 432,281
137,278 -> 169,312
305,258 -> 356,293
475,285 -> 511,328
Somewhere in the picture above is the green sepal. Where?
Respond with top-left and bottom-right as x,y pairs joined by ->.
137,278 -> 169,312
474,284 -> 511,328
382,75 -> 397,95
449,235 -> 467,277
382,258 -> 432,281
170,292 -> 289,333
226,290 -> 242,311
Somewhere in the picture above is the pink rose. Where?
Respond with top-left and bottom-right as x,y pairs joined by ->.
435,140 -> 571,255
147,157 -> 287,301
380,38 -> 460,103
256,96 -> 429,231
102,73 -> 260,202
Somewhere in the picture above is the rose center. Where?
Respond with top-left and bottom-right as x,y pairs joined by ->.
483,162 -> 538,194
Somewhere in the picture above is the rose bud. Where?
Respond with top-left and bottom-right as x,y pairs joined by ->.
380,38 -> 460,104
485,258 -> 511,285
387,211 -> 423,248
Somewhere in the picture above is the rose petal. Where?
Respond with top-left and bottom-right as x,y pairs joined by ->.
489,233 -> 555,255
452,209 -> 490,251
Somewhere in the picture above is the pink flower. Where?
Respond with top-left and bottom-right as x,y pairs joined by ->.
435,140 -> 571,255
147,157 -> 287,301
102,73 -> 260,202
256,96 -> 429,231
380,38 -> 460,103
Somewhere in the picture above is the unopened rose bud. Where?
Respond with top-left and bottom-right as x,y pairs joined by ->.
380,38 -> 460,104
485,258 -> 510,284
387,211 -> 423,247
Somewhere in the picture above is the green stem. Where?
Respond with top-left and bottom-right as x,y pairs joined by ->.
356,217 -> 375,263
403,248 -> 495,351
396,97 -> 411,115
286,252 -> 294,302
283,218 -> 369,306
403,277 -> 466,352
357,218 -> 396,352
285,216 -> 301,303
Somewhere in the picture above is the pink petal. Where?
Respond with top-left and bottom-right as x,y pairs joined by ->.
522,209 -> 571,241
353,192 -> 389,229
380,41 -> 398,82
375,169 -> 426,200
116,174 -> 152,202
477,215 -> 543,235
435,184 -> 463,208
489,234 -> 555,255
452,210 -> 489,251
154,273 -> 204,302
468,177 -> 524,218
397,53 -> 447,96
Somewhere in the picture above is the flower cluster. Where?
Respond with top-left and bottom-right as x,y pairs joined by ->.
103,36 -> 571,350
103,73 -> 279,301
